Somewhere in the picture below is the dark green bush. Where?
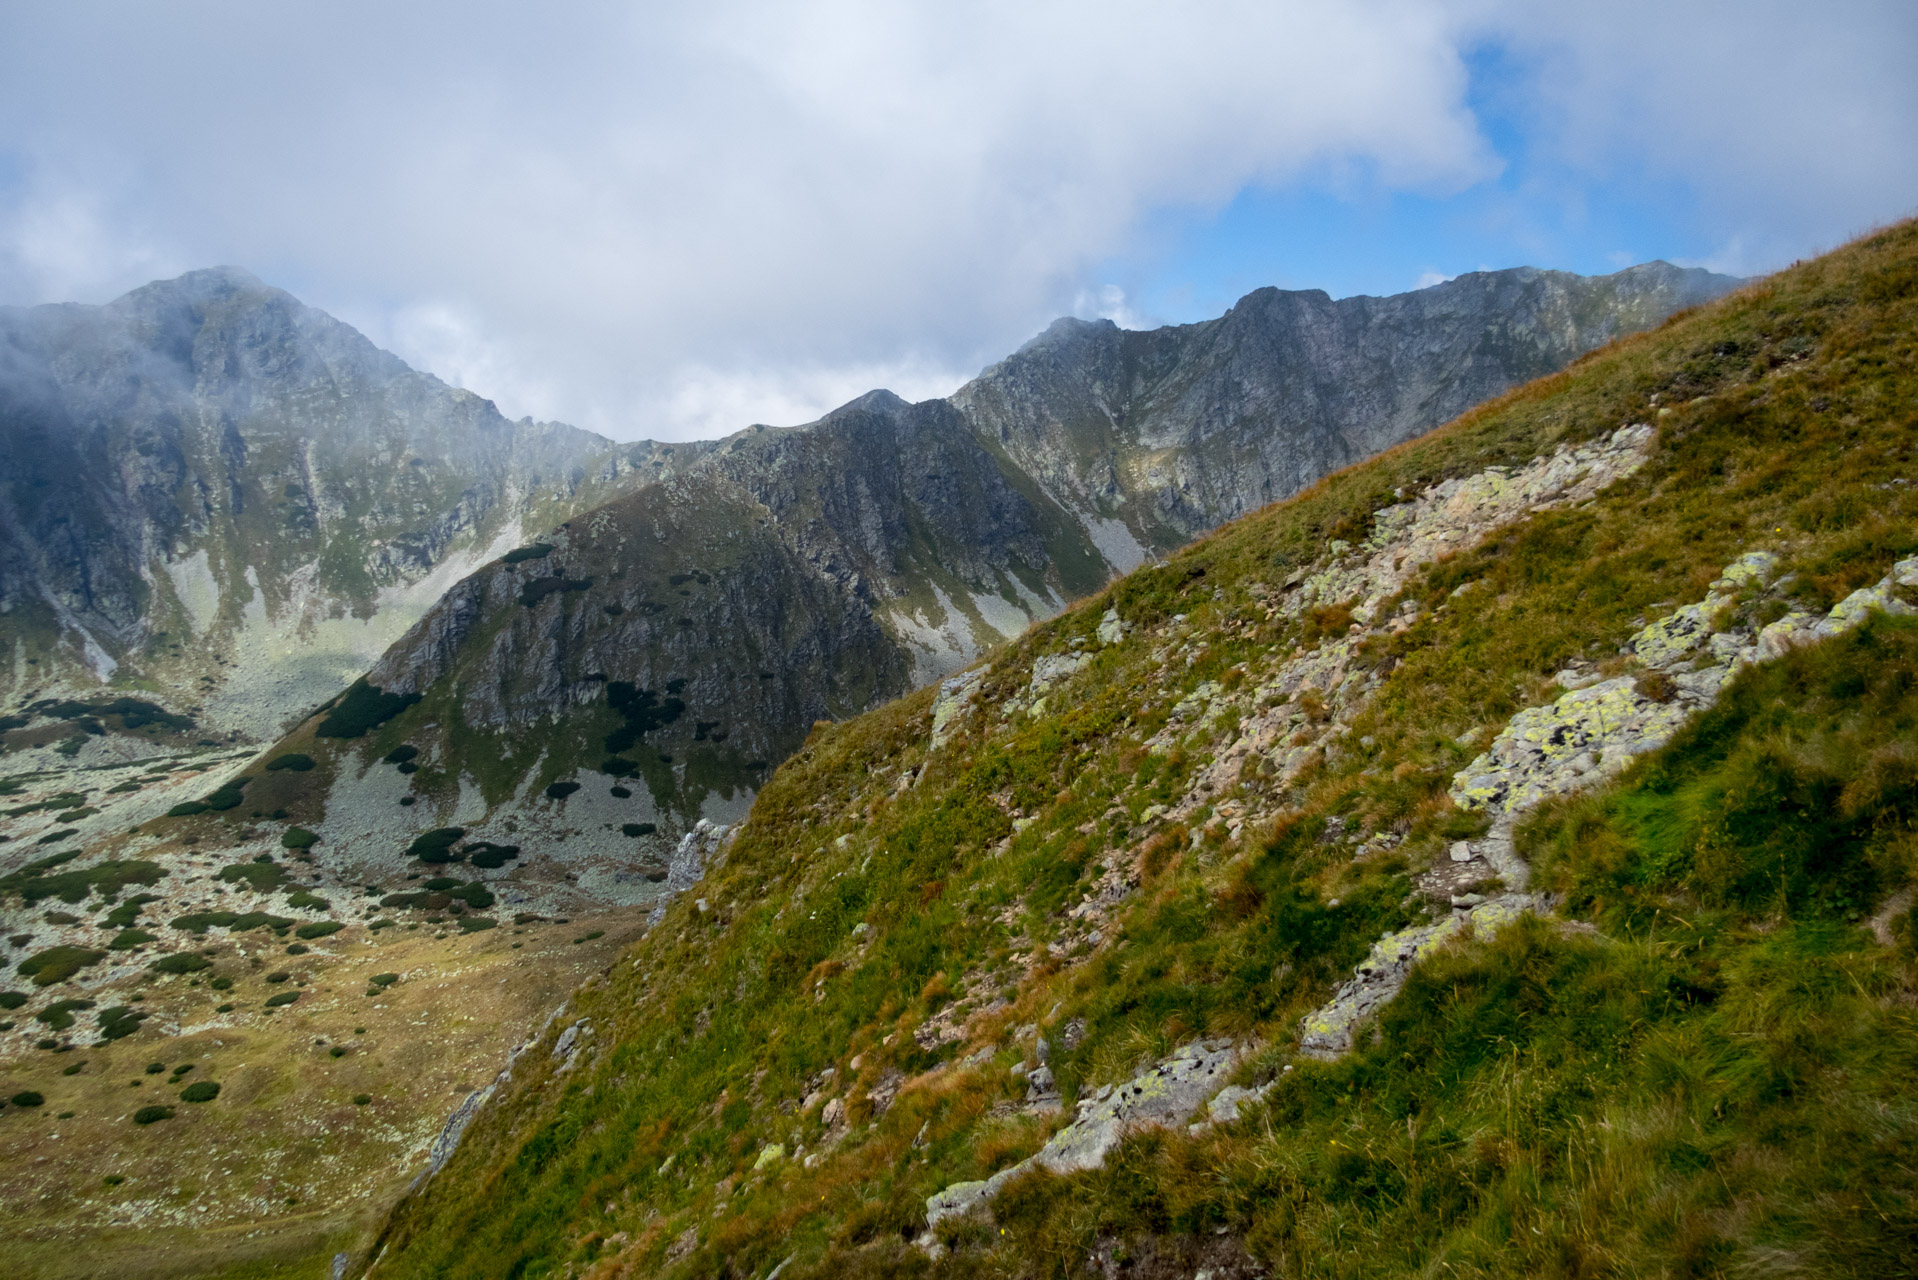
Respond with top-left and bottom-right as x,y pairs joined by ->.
266,753 -> 315,772
610,786 -> 632,798
457,917 -> 498,934
501,543 -> 554,564
353,1093 -> 372,1105
621,822 -> 656,837
518,575 -> 592,607
601,757 -> 639,778
284,891 -> 331,912
12,1091 -> 44,1107
166,801 -> 209,817
408,828 -> 467,862
17,946 -> 106,986
202,777 -> 250,811
295,921 -> 343,940
35,998 -> 94,1030
603,682 -> 684,754
97,1006 -> 148,1040
264,991 -> 299,1008
3,859 -> 164,907
316,680 -> 421,740
132,1105 -> 173,1124
370,973 -> 400,987
179,1081 -> 220,1103
544,781 -> 581,801
147,953 -> 210,975
100,894 -> 161,928
281,827 -> 319,851
170,911 -> 294,935
384,744 -> 420,764
108,929 -> 156,951
0,992 -> 26,1010
465,842 -> 520,869
217,858 -> 287,891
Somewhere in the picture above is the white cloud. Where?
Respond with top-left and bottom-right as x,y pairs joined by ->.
0,1 -> 1910,439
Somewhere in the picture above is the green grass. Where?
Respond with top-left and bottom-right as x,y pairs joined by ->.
366,222 -> 1918,1279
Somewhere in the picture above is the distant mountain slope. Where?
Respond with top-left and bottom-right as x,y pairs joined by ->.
953,261 -> 1736,558
0,268 -> 687,743
251,260 -> 1735,871
365,221 -> 1918,1280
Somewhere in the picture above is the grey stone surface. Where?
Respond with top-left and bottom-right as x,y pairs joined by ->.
926,1040 -> 1238,1228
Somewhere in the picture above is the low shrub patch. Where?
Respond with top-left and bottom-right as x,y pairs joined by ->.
458,917 -> 498,934
266,753 -> 315,772
264,991 -> 299,1008
108,929 -> 156,950
284,891 -> 331,911
132,1105 -> 173,1124
179,1081 -> 220,1103
544,781 -> 580,801
281,827 -> 319,850
465,842 -> 520,869
217,859 -> 288,891
408,828 -> 466,862
316,679 -> 422,740
501,543 -> 554,564
147,952 -> 210,974
165,801 -> 209,817
0,992 -> 27,1010
2,857 -> 164,907
295,921 -> 343,940
384,744 -> 419,764
17,946 -> 106,986
99,893 -> 161,928
621,822 -> 656,837
369,972 -> 399,987
97,1006 -> 148,1040
170,911 -> 294,935
202,777 -> 250,811
12,1091 -> 44,1107
518,575 -> 592,607
35,998 -> 95,1030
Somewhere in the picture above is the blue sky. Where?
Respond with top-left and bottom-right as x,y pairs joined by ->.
0,3 -> 1912,439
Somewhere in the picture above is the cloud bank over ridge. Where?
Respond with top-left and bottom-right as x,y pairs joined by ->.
0,1 -> 1911,440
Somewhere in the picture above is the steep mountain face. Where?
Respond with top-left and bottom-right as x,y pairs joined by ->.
224,262 -> 1738,897
0,268 -> 683,743
953,261 -> 1736,559
364,222 -> 1918,1280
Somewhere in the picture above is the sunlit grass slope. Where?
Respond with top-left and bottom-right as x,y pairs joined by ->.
366,219 -> 1918,1279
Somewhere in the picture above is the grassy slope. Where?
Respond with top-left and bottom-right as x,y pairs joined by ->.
369,221 -> 1918,1280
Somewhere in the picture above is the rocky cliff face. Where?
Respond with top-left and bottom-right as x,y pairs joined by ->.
0,268 -> 684,743
952,261 -> 1736,559
283,260 -> 1736,864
